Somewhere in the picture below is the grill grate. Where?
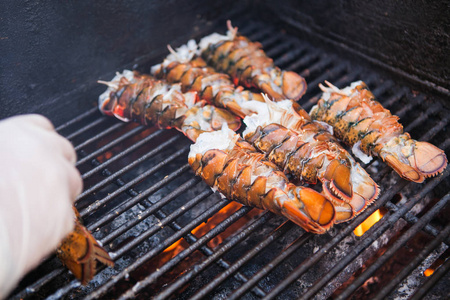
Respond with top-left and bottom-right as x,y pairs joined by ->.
9,15 -> 449,300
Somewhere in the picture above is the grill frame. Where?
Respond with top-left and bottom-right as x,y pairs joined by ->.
8,12 -> 450,300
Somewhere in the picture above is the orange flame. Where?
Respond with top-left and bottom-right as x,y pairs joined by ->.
354,209 -> 386,237
423,251 -> 448,277
424,268 -> 434,277
154,202 -> 262,269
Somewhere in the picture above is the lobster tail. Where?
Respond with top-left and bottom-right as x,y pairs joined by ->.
312,80 -> 447,182
151,48 -> 266,118
243,98 -> 378,219
98,70 -> 241,142
189,127 -> 335,234
57,216 -> 114,285
199,21 -> 307,101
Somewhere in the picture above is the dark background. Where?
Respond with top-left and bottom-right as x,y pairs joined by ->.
1,0 -> 449,125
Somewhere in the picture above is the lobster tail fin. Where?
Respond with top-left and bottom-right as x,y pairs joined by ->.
410,141 -> 447,177
282,71 -> 307,101
57,221 -> 114,285
384,154 -> 424,182
322,159 -> 353,202
282,186 -> 336,234
382,137 -> 447,183
322,158 -> 379,221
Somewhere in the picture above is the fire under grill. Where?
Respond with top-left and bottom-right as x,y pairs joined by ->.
9,15 -> 450,300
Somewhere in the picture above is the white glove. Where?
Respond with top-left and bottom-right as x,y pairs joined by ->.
0,115 -> 83,298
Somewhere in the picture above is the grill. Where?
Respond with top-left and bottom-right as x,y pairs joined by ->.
6,6 -> 450,300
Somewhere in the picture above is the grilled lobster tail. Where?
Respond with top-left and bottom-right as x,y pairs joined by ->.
56,207 -> 114,285
188,127 -> 336,234
98,70 -> 240,141
199,21 -> 307,101
243,96 -> 379,222
152,54 -> 265,118
310,81 -> 448,182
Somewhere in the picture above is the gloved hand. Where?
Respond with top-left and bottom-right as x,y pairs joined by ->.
0,114 -> 83,298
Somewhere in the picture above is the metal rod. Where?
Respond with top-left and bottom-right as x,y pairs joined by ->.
263,170 -> 436,299
371,80 -> 395,98
274,47 -> 307,68
86,199 -> 229,299
150,205 -> 268,299
78,147 -> 189,217
265,41 -> 294,59
287,52 -> 319,73
303,63 -> 348,97
190,220 -> 293,300
229,232 -> 312,300
87,164 -> 190,232
384,200 -> 450,245
74,122 -> 126,151
76,125 -> 148,166
154,211 -> 274,300
336,193 -> 450,299
11,268 -> 65,299
297,169 -> 449,300
99,178 -> 204,245
119,206 -> 254,299
299,56 -> 333,78
65,117 -> 108,141
410,247 -> 450,300
107,184 -> 210,258
80,132 -> 176,182
55,107 -> 98,132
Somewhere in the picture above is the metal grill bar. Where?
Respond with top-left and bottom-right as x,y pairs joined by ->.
337,193 -> 450,299
287,52 -> 320,74
74,122 -> 126,151
154,211 -> 274,299
410,249 -> 450,300
262,179 -> 408,299
376,223 -> 450,300
89,164 -> 190,231
119,207 -> 251,299
79,146 -> 188,217
190,220 -> 295,300
150,206 -> 269,299
86,200 -> 230,299
384,201 -> 450,245
273,47 -> 307,67
305,63 -> 348,93
108,184 -> 209,259
100,178 -> 203,245
66,117 -> 108,140
119,206 -> 256,299
298,169 -> 449,300
79,133 -> 180,197
228,232 -> 313,300
76,124 -> 148,167
55,107 -> 98,132
371,80 -> 395,96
